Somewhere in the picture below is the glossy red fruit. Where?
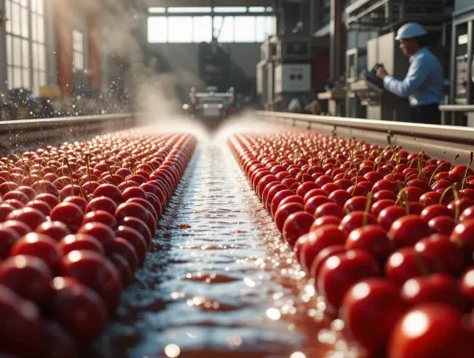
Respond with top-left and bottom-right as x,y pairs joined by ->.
0,203 -> 16,222
282,212 -> 314,247
50,202 -> 84,233
85,196 -> 117,215
6,207 -> 47,231
115,202 -> 149,225
34,193 -> 60,209
328,189 -> 352,207
93,184 -> 122,204
119,216 -> 152,247
377,205 -> 406,230
77,222 -> 115,249
401,273 -> 467,311
26,199 -> 52,217
299,225 -> 346,271
1,220 -> 30,237
341,278 -> 408,355
0,226 -> 20,259
10,233 -> 61,271
450,220 -> 474,264
304,195 -> 331,214
115,226 -> 147,265
428,216 -> 456,235
0,255 -> 53,303
388,303 -> 474,358
415,234 -> 465,276
48,277 -> 107,344
109,254 -> 133,287
42,321 -> 78,358
59,234 -> 104,256
106,238 -> 139,272
389,215 -> 431,248
279,195 -> 305,209
314,202 -> 345,219
59,250 -> 122,311
270,189 -> 294,217
81,210 -> 118,230
35,221 -> 71,242
309,245 -> 346,281
274,202 -> 304,232
339,211 -> 377,236
460,266 -> 474,308
421,204 -> 453,221
127,198 -> 159,222
343,196 -> 368,213
385,248 -> 442,286
2,190 -> 30,204
346,225 -> 395,265
318,250 -> 379,312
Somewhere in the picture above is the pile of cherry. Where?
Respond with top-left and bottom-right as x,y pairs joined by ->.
229,130 -> 474,357
0,130 -> 196,358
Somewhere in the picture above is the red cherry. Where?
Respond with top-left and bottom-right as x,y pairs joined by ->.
460,206 -> 474,221
460,266 -> 474,309
377,206 -> 406,229
25,200 -> 52,217
106,237 -> 139,272
59,234 -> 104,256
116,226 -> 148,265
1,220 -> 31,237
274,203 -> 304,232
304,195 -> 331,214
388,303 -> 474,358
339,211 -> 377,236
270,189 -> 294,217
50,202 -> 84,233
385,248 -> 442,286
34,193 -> 59,209
0,255 -> 53,303
314,202 -> 345,219
42,321 -> 78,358
119,216 -> 152,247
115,202 -> 149,225
415,234 -> 465,276
282,212 -> 314,247
109,254 -> 133,287
0,285 -> 44,357
35,221 -> 71,242
77,222 -> 116,249
318,249 -> 379,312
3,198 -> 24,209
31,180 -> 59,196
93,184 -> 122,204
6,207 -> 47,231
341,278 -> 408,355
419,191 -> 443,207
85,196 -> 117,215
81,210 -> 118,230
59,250 -> 122,311
450,220 -> 474,264
2,190 -> 30,204
48,277 -> 107,344
401,273 -> 467,311
346,225 -> 395,265
389,215 -> 431,248
299,224 -> 346,271
421,204 -> 453,222
10,233 -> 61,271
0,203 -> 16,222
343,196 -> 368,213
63,196 -> 88,213
303,188 -> 328,203
309,245 -> 346,281
370,199 -> 396,218
373,190 -> 398,202
296,182 -> 319,198
428,216 -> 456,235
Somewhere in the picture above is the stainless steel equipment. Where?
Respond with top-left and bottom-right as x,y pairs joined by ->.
349,32 -> 412,121
451,14 -> 474,105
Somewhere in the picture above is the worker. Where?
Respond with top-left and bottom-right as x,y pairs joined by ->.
376,22 -> 444,125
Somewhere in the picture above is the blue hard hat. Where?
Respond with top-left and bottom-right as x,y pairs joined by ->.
395,23 -> 428,40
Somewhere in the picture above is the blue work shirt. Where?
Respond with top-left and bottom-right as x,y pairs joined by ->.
383,47 -> 444,107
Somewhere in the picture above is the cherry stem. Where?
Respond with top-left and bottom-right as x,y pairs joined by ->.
461,152 -> 473,191
363,192 -> 374,227
429,162 -> 446,186
449,154 -> 460,172
395,187 -> 410,214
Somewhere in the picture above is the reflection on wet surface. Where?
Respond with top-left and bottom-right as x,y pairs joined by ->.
90,143 -> 355,358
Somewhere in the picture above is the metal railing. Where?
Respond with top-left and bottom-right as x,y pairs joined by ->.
257,111 -> 474,163
0,113 -> 137,154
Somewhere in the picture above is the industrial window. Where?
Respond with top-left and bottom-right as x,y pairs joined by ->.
148,15 -> 274,44
73,29 -> 85,70
5,0 -> 46,95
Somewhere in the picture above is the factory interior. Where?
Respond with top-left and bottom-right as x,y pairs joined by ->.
2,1 -> 474,358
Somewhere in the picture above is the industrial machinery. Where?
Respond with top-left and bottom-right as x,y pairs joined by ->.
350,32 -> 412,121
451,10 -> 474,105
345,47 -> 367,118
183,86 -> 238,121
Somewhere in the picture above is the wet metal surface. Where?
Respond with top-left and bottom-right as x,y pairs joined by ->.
91,143 -> 351,358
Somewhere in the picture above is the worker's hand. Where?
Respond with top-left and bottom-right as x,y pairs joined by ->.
376,66 -> 388,80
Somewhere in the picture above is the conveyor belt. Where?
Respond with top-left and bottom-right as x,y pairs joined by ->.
89,142 -> 346,358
